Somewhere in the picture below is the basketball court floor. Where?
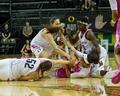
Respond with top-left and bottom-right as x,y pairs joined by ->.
0,78 -> 119,96
0,55 -> 119,96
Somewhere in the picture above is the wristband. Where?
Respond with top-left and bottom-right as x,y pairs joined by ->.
111,19 -> 116,24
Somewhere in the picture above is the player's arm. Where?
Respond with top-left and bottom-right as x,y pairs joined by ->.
66,40 -> 84,58
22,27 -> 28,37
61,33 -> 74,49
109,0 -> 118,20
79,57 -> 90,68
109,0 -> 118,26
27,26 -> 33,36
49,59 -> 70,65
68,47 -> 90,68
111,10 -> 119,27
87,31 -> 100,55
43,32 -> 70,59
60,31 -> 79,49
2,33 -> 6,39
20,44 -> 26,53
18,71 -> 39,81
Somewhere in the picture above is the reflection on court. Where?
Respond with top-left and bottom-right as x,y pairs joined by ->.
0,78 -> 119,96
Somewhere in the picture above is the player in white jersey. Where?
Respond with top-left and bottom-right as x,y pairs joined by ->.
70,16 -> 110,77
67,45 -> 100,78
0,58 -> 71,81
31,17 -> 70,59
78,27 -> 109,67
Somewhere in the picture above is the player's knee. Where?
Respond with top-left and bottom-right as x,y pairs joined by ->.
114,48 -> 120,54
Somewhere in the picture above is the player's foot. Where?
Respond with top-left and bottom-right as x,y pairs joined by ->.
112,70 -> 120,84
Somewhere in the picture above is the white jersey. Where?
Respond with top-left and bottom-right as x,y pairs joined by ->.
79,29 -> 95,54
79,29 -> 109,70
31,28 -> 53,53
0,58 -> 41,80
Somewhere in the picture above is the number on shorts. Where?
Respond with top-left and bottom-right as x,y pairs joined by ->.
24,59 -> 37,69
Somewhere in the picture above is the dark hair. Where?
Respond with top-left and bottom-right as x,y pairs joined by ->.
49,16 -> 59,24
87,50 -> 99,64
79,16 -> 89,24
39,60 -> 52,77
44,16 -> 60,33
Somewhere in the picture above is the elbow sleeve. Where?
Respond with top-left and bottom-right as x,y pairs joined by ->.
76,50 -> 84,58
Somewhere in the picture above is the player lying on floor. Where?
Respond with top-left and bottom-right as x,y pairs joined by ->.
0,58 -> 72,81
68,46 -> 118,79
55,40 -> 112,78
55,50 -> 101,78
70,50 -> 120,83
70,49 -> 112,78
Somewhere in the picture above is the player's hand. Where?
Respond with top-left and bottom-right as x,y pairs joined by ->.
79,58 -> 90,68
71,46 -> 76,52
110,19 -> 116,27
82,63 -> 90,68
70,55 -> 78,66
60,27 -> 65,34
67,42 -> 76,52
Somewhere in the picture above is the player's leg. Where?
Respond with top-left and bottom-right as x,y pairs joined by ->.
114,48 -> 120,68
114,20 -> 120,68
111,69 -> 120,84
91,46 -> 110,77
70,67 -> 90,78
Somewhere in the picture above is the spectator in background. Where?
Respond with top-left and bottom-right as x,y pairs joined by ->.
22,21 -> 33,41
0,28 -> 2,40
0,23 -> 16,54
21,40 -> 33,58
89,0 -> 97,11
0,23 -> 12,53
1,23 -> 11,42
80,0 -> 97,11
85,0 -> 91,10
80,4 -> 85,11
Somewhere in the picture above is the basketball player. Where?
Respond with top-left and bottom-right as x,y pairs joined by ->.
109,0 -> 120,84
31,17 -> 70,59
69,45 -> 112,78
71,17 -> 109,77
55,47 -> 100,78
0,58 -> 71,81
